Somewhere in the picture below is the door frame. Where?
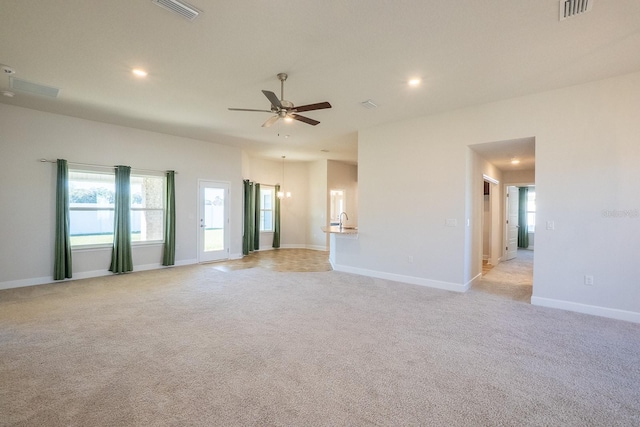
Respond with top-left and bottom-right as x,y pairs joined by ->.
505,185 -> 520,261
197,179 -> 230,263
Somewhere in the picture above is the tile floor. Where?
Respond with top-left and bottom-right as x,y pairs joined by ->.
212,249 -> 332,273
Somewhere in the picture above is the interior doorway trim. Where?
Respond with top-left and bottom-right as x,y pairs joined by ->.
483,174 -> 500,185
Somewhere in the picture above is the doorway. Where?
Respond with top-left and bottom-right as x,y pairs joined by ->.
198,180 -> 230,263
469,137 -> 536,302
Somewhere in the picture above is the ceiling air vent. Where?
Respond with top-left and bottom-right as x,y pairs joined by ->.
10,77 -> 60,98
559,0 -> 593,21
360,99 -> 378,109
152,0 -> 201,21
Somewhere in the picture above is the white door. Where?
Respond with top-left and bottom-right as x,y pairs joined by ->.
198,181 -> 229,262
505,186 -> 519,261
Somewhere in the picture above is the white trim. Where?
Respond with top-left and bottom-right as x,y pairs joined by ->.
531,296 -> 640,324
0,259 -> 199,291
279,244 -> 307,249
306,245 -> 329,251
482,174 -> 499,185
331,262 -> 470,293
279,244 -> 328,251
466,272 -> 482,288
0,276 -> 54,291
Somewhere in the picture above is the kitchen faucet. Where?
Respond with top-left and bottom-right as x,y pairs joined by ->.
339,212 -> 349,229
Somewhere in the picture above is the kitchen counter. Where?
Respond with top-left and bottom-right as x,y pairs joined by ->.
321,225 -> 358,235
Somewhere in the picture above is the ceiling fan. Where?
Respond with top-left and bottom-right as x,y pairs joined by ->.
229,73 -> 331,127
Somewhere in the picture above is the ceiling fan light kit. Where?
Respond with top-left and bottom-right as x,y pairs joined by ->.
229,73 -> 332,128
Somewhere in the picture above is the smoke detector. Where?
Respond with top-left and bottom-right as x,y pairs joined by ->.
1,65 -> 16,75
559,0 -> 593,21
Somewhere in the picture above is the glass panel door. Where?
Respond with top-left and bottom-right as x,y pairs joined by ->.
198,181 -> 229,262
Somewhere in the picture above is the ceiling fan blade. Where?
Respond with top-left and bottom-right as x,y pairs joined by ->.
292,102 -> 332,113
262,115 -> 280,128
228,108 -> 273,113
262,90 -> 282,109
290,114 -> 320,126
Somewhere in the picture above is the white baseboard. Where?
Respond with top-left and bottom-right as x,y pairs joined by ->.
466,273 -> 482,288
306,245 -> 329,252
331,262 -> 470,293
278,244 -> 328,251
0,276 -> 54,291
0,259 -> 199,291
531,296 -> 640,324
176,258 -> 198,266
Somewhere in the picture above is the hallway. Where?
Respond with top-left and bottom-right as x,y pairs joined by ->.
472,249 -> 533,303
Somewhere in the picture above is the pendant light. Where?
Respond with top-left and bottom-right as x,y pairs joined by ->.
277,156 -> 292,199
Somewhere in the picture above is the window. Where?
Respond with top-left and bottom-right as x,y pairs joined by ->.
130,174 -> 165,242
69,170 -> 115,246
69,170 -> 165,247
527,188 -> 536,233
260,187 -> 274,232
330,189 -> 345,223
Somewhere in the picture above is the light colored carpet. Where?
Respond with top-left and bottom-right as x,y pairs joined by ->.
473,249 -> 534,303
1,263 -> 639,426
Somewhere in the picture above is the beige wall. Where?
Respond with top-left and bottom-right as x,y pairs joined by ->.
0,104 -> 243,286
242,157 -> 310,249
307,160 -> 329,250
328,160 -> 358,228
339,71 -> 640,321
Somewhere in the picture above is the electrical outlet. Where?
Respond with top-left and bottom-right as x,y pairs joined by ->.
584,275 -> 594,286
546,221 -> 555,230
407,255 -> 414,263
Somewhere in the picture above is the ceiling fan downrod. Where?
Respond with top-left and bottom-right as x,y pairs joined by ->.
277,73 -> 288,101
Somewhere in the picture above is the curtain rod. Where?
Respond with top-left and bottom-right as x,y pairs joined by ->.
39,159 -> 177,174
244,179 -> 280,187
246,181 -> 280,187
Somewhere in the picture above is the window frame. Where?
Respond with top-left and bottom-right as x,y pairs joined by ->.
129,172 -> 166,245
68,168 -> 116,249
259,186 -> 275,232
68,168 -> 166,249
526,188 -> 536,233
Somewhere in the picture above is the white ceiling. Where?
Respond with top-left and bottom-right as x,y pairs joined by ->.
470,137 -> 536,172
1,1 -> 639,163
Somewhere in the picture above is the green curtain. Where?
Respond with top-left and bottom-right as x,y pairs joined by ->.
110,165 -> 133,273
242,180 -> 252,255
162,170 -> 176,266
54,159 -> 72,280
518,187 -> 529,248
272,184 -> 281,249
254,183 -> 260,251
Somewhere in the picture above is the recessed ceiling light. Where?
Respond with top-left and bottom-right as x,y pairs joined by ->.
511,158 -> 520,165
408,78 -> 421,87
132,69 -> 148,77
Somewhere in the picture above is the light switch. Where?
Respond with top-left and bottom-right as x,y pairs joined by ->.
546,220 -> 555,230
